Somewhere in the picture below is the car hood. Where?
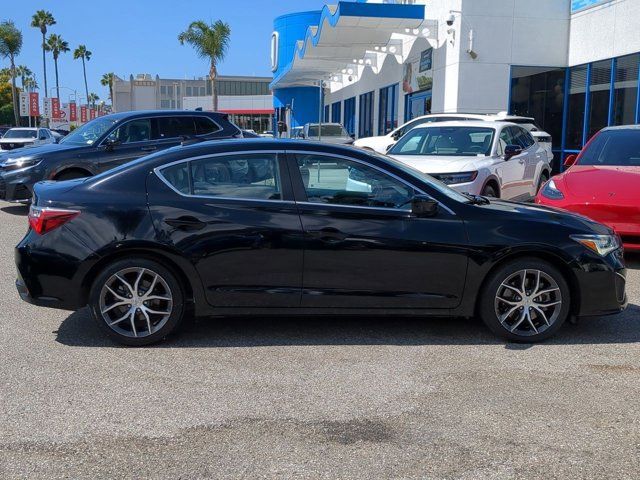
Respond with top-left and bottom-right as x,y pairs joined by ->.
389,154 -> 488,173
0,138 -> 35,144
559,165 -> 640,204
0,141 -> 84,161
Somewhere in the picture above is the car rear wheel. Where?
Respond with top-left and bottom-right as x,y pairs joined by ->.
479,258 -> 570,342
56,170 -> 90,181
89,258 -> 185,346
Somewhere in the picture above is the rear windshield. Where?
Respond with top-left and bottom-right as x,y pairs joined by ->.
579,129 -> 640,167
4,129 -> 37,139
307,125 -> 347,137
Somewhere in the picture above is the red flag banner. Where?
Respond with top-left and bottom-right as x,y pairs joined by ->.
89,108 -> 96,120
69,102 -> 77,122
29,92 -> 39,116
80,106 -> 88,123
51,98 -> 61,119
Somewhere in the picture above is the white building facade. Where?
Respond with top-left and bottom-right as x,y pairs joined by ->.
271,0 -> 640,166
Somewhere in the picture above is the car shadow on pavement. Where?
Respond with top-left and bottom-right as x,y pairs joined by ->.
55,304 -> 640,349
0,204 -> 29,216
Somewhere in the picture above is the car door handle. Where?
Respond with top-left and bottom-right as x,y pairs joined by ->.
165,216 -> 206,231
141,146 -> 157,152
309,227 -> 348,243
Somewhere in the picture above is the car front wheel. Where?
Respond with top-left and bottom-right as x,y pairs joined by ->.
89,258 -> 185,346
479,258 -> 570,342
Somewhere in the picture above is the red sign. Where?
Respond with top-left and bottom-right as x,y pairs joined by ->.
69,102 -> 77,122
29,92 -> 39,116
89,108 -> 96,120
51,98 -> 61,119
80,106 -> 88,123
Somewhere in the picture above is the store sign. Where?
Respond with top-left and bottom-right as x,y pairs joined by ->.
69,102 -> 77,122
80,106 -> 88,123
42,98 -> 52,119
19,92 -> 29,116
403,49 -> 433,94
571,0 -> 610,12
51,98 -> 61,119
29,92 -> 39,116
419,48 -> 432,73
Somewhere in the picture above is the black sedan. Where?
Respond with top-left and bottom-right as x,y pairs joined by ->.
15,140 -> 626,345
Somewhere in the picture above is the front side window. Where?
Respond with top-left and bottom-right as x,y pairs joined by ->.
159,153 -> 281,200
107,119 -> 152,144
296,154 -> 415,209
579,130 -> 640,167
390,126 -> 495,157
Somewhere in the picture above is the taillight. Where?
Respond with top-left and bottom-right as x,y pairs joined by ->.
28,206 -> 80,235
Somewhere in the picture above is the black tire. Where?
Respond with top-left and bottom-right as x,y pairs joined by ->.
536,171 -> 549,194
56,170 -> 90,181
479,257 -> 570,343
89,258 -> 185,346
481,183 -> 499,198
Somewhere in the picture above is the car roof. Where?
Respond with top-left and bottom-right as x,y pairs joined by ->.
8,127 -> 37,131
100,110 -> 229,121
409,120 -> 508,130
602,124 -> 640,131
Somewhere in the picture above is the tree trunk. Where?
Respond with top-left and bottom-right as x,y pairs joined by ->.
82,58 -> 89,104
10,56 -> 18,126
210,62 -> 218,111
54,57 -> 60,99
42,32 -> 48,96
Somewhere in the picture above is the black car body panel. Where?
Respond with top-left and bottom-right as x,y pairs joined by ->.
15,140 -> 626,323
0,110 -> 241,202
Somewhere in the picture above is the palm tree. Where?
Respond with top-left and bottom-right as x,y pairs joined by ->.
100,72 -> 115,103
73,45 -> 91,103
44,33 -> 69,99
31,10 -> 55,98
15,65 -> 33,89
23,76 -> 38,92
178,20 -> 231,111
0,20 -> 23,125
88,92 -> 99,108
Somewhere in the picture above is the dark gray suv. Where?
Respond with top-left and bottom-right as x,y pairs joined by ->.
0,110 -> 242,202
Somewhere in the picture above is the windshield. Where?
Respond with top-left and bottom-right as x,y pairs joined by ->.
389,126 -> 495,157
579,129 -> 640,167
60,117 -> 117,145
307,125 -> 348,137
369,151 -> 471,204
4,129 -> 37,139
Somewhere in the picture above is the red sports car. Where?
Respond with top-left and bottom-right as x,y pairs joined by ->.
536,125 -> 640,251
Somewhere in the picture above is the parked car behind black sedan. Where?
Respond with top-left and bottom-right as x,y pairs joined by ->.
16,140 -> 626,345
0,110 -> 241,202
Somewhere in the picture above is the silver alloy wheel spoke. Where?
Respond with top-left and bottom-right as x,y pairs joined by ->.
494,268 -> 562,337
99,267 -> 173,339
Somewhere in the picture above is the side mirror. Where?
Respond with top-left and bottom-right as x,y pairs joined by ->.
504,144 -> 523,160
564,153 -> 578,168
411,195 -> 438,218
392,130 -> 402,140
350,133 -> 356,140
104,138 -> 121,150
299,133 -> 305,139
385,144 -> 393,153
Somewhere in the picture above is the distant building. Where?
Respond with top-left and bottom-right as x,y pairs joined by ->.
112,74 -> 274,133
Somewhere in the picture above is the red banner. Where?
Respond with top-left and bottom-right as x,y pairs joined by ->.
29,92 -> 39,116
51,97 -> 61,119
80,106 -> 87,123
69,102 -> 77,122
89,108 -> 96,120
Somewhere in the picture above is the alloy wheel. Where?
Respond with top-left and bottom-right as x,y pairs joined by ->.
99,267 -> 173,338
494,269 -> 562,337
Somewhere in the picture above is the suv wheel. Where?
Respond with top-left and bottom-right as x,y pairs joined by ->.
479,258 -> 570,342
89,258 -> 185,346
481,183 -> 499,198
56,170 -> 90,181
537,171 -> 549,194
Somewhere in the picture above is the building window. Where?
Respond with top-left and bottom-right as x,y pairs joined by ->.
160,86 -> 167,95
406,90 -> 432,121
324,104 -> 330,123
186,86 -> 192,96
358,91 -> 374,138
344,97 -> 356,136
565,65 -> 587,150
509,66 -> 565,153
200,86 -> 206,96
612,53 -> 639,126
331,102 -> 341,124
378,84 -> 398,135
166,85 -> 173,97
588,59 -> 612,140
160,99 -> 171,108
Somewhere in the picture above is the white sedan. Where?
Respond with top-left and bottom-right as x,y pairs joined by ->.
0,127 -> 56,151
386,121 -> 551,202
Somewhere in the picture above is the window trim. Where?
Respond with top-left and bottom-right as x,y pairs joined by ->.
154,150 -> 292,204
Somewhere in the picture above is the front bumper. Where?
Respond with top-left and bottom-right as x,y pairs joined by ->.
0,165 -> 44,202
573,248 -> 627,317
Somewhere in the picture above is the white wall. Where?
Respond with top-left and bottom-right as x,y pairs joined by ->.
569,0 -> 640,65
182,95 -> 273,112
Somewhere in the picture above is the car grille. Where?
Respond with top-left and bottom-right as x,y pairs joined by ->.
0,143 -> 20,150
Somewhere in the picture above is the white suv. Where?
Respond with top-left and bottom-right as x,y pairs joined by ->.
354,112 -> 554,165
386,121 -> 551,202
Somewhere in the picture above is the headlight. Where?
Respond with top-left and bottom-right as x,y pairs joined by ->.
541,178 -> 564,199
1,156 -> 41,171
570,234 -> 620,256
432,171 -> 478,185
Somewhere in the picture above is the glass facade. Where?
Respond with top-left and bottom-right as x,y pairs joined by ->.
344,97 -> 356,136
358,91 -> 374,138
331,102 -> 342,124
510,51 -> 640,170
378,84 -> 398,135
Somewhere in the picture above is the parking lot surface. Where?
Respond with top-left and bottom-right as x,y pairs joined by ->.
0,201 -> 639,479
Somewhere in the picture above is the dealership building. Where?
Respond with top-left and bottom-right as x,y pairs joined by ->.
270,0 -> 640,166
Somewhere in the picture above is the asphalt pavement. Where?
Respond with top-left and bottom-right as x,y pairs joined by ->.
0,201 -> 638,479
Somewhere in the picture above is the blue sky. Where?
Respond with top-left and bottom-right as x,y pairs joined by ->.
2,0 -> 328,103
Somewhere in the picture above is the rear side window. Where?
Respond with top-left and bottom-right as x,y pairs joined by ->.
156,117 -> 196,139
194,116 -> 220,135
107,119 -> 152,144
158,153 -> 281,200
512,127 -> 535,149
